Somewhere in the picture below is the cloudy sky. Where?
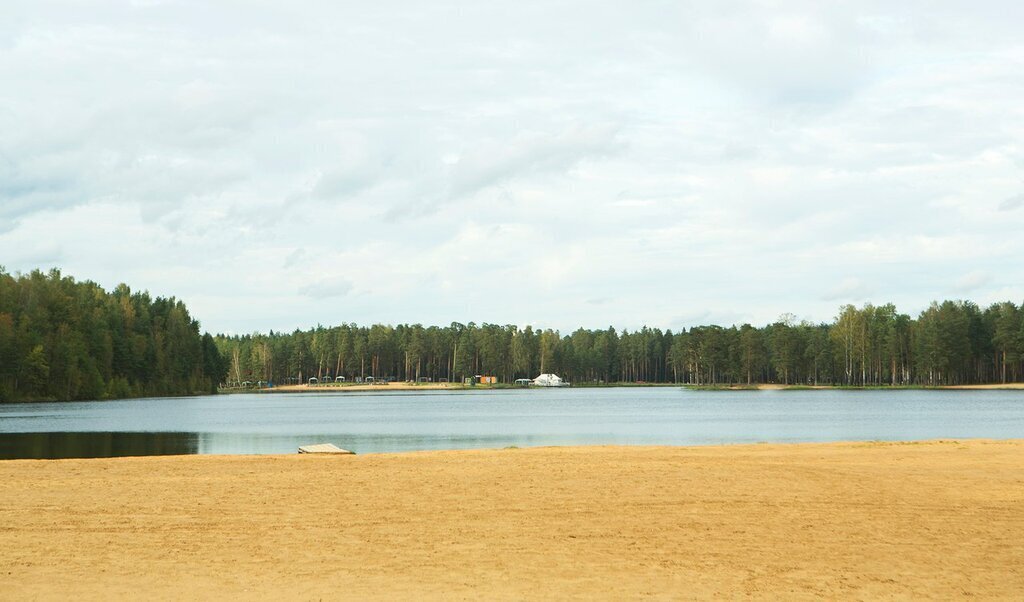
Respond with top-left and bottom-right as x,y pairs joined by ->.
2,1 -> 1023,334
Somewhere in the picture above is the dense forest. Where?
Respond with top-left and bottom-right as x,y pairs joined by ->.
3,266 -> 1023,403
216,300 -> 1024,388
0,269 -> 224,402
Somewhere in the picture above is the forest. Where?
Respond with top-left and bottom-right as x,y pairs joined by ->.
3,266 -> 1023,403
0,269 -> 224,402
216,300 -> 1024,388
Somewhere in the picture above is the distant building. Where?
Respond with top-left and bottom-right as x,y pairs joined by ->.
533,373 -> 568,387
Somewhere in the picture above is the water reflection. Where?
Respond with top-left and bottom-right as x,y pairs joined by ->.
191,432 -> 548,456
2,388 -> 1023,459
0,432 -> 199,459
0,431 -> 549,459
0,430 -> 561,458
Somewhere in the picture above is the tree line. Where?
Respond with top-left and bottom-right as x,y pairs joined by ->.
216,300 -> 1024,387
0,269 -> 224,402
3,266 -> 1022,403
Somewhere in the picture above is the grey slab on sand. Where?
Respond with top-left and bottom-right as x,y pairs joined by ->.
298,443 -> 355,454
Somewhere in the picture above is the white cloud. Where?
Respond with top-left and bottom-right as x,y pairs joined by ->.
952,271 -> 992,294
1000,194 -> 1024,211
1,1 -> 1023,333
299,278 -> 354,300
823,278 -> 874,302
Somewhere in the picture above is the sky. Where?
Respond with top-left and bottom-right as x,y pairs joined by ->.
2,1 -> 1023,335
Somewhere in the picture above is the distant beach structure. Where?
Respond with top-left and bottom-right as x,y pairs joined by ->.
533,374 -> 569,387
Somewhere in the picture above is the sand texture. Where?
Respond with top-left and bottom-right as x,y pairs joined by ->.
251,381 -> 460,393
256,382 -> 1024,394
730,383 -> 1024,390
2,440 -> 1023,599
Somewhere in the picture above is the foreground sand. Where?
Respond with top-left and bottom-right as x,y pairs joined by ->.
2,441 -> 1023,599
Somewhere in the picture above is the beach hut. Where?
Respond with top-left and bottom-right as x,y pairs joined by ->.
514,378 -> 532,387
308,377 -> 319,385
334,376 -> 346,383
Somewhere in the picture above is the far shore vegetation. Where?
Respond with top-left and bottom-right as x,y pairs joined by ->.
3,268 -> 1024,402
217,296 -> 1024,391
0,269 -> 224,403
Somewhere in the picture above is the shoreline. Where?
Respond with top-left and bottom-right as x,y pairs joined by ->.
696,382 -> 1024,391
5,381 -> 1021,404
4,439 -> 1022,599
711,383 -> 1024,391
227,381 -> 1024,394
2,436 -> 1022,462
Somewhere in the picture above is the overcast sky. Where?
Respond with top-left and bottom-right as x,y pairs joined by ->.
2,1 -> 1023,334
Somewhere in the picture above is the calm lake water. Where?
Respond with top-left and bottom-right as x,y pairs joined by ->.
2,388 -> 1023,459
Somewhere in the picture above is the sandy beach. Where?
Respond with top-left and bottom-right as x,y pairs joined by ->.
266,382 -> 461,393
2,440 -> 1023,599
707,383 -> 1024,391
249,382 -> 1024,394
943,383 -> 1024,390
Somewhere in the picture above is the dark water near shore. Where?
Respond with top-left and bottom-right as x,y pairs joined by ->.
2,388 -> 1023,459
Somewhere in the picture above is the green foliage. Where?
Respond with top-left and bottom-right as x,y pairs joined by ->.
215,300 -> 1024,388
7,266 -> 1015,397
23,344 -> 50,396
0,269 -> 223,402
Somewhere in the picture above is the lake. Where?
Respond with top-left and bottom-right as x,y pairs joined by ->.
1,387 -> 1023,459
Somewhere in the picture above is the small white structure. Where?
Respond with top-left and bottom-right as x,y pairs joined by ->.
334,376 -> 346,383
533,373 -> 568,387
298,443 -> 354,454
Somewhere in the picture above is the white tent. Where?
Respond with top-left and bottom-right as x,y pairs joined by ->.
533,373 -> 568,387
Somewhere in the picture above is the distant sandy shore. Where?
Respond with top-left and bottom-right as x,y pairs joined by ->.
3,440 -> 1023,599
942,383 -> 1024,390
251,381 -> 1024,393
744,383 -> 1024,391
266,382 -> 461,392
